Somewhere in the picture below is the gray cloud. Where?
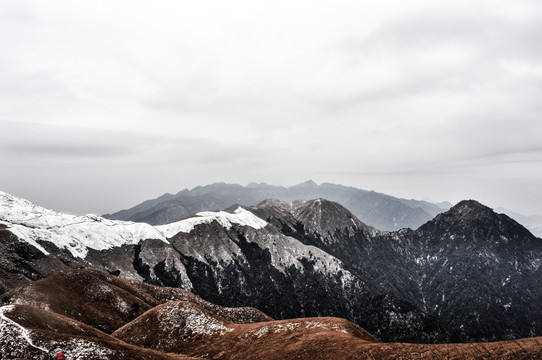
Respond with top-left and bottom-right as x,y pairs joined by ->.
1,1 -> 542,216
2,120 -> 135,159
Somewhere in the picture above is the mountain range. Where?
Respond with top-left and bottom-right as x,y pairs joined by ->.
103,181 -> 452,231
104,181 -> 542,238
2,189 -> 542,348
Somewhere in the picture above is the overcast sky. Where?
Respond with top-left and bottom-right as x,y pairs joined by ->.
2,0 -> 542,216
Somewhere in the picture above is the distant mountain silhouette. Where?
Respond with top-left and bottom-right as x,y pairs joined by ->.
103,181 -> 450,231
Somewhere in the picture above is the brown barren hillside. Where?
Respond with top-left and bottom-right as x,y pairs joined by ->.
112,300 -> 542,360
112,300 -> 378,359
0,268 -> 270,333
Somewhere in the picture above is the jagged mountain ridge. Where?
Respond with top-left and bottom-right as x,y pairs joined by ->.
103,181 -> 450,231
2,269 -> 542,360
2,191 -> 542,343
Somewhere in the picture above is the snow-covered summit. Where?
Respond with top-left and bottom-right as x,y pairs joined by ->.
0,191 -> 267,258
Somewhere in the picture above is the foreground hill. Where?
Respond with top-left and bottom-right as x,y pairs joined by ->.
114,300 -> 542,360
0,269 -> 269,359
0,268 -> 271,333
2,191 -> 542,343
0,304 -> 192,360
103,181 -> 450,231
1,269 -> 541,359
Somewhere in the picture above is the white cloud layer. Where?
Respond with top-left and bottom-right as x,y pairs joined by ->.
1,0 -> 542,216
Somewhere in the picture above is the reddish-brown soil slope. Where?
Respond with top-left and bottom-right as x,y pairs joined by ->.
0,268 -> 270,333
113,300 -> 376,358
113,300 -> 542,360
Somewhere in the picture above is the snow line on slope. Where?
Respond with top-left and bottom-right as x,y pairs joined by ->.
0,305 -> 49,353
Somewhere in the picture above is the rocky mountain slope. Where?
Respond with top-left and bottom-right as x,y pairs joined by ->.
2,190 -> 542,344
2,269 -> 542,360
103,181 -> 450,231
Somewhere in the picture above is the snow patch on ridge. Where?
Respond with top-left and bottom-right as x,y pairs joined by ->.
157,207 -> 267,237
243,229 -> 353,279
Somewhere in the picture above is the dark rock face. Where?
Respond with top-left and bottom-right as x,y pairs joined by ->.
83,238 -> 193,291
103,181 -> 449,231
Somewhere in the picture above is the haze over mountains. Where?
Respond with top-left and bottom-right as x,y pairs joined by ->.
2,189 -> 542,353
104,181 -> 452,231
103,181 -> 542,238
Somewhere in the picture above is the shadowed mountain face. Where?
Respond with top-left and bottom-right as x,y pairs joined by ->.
2,191 -> 542,344
103,181 -> 450,231
408,200 -> 542,341
2,269 -> 542,360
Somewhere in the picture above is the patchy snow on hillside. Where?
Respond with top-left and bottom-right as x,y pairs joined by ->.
156,302 -> 233,339
248,320 -> 349,339
304,320 -> 349,334
243,228 -> 354,281
46,339 -> 114,360
0,305 -> 49,358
